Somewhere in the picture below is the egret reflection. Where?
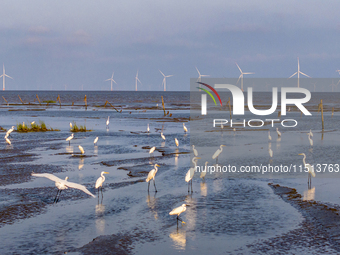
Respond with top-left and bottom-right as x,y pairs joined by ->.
169,228 -> 186,250
95,203 -> 106,234
200,182 -> 207,196
66,146 -> 73,153
78,158 -> 84,170
94,145 -> 98,155
303,187 -> 315,201
146,194 -> 158,220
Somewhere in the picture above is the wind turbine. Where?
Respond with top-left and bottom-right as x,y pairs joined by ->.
330,80 -> 337,92
105,72 -> 117,91
195,67 -> 209,82
288,57 -> 310,88
135,70 -> 142,91
236,63 -> 254,91
159,70 -> 173,91
0,64 -> 13,91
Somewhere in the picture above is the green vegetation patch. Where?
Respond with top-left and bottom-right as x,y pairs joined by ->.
16,121 -> 60,132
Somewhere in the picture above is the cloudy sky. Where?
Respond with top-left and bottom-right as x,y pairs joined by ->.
0,0 -> 340,91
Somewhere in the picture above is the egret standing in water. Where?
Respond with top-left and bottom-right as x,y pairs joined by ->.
200,161 -> 209,181
5,126 -> 15,138
146,164 -> 160,192
31,172 -> 95,203
70,122 -> 72,129
183,123 -> 188,133
106,116 -> 110,128
149,146 -> 156,156
307,133 -> 313,146
185,157 -> 200,193
78,145 -> 85,154
276,127 -> 281,137
95,171 -> 109,194
298,153 -> 315,187
192,145 -> 198,157
161,132 -> 166,140
212,145 -> 226,163
94,137 -> 99,145
169,204 -> 187,223
175,138 -> 179,147
66,133 -> 74,145
268,130 -> 272,141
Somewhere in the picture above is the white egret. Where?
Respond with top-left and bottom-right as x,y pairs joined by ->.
78,145 -> 85,154
212,145 -> 226,163
31,172 -> 95,203
185,157 -> 200,193
6,126 -> 15,138
169,204 -> 187,223
183,123 -> 188,133
200,161 -> 209,180
192,145 -> 198,157
147,123 -> 150,133
175,138 -> 179,147
106,116 -> 110,128
268,130 -> 272,141
31,121 -> 35,125
70,122 -> 72,128
146,164 -> 160,192
94,137 -> 99,145
95,171 -> 109,194
161,132 -> 166,140
298,153 -> 315,187
308,129 -> 313,137
276,127 -> 281,137
149,146 -> 156,155
66,133 -> 74,145
5,137 -> 11,145
307,133 -> 313,146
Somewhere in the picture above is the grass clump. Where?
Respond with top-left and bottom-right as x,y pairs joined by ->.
70,122 -> 92,132
16,121 -> 59,132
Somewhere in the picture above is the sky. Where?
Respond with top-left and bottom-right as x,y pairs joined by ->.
0,0 -> 340,91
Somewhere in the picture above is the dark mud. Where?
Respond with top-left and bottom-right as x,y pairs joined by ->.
247,183 -> 340,254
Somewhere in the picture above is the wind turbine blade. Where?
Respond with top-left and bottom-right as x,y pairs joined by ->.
105,79 -> 110,82
201,75 -> 210,77
299,71 -> 310,78
195,66 -> 201,76
166,75 -> 173,78
236,74 -> 242,84
288,72 -> 297,79
112,79 -> 117,84
243,72 -> 254,75
159,70 -> 165,77
235,63 -> 242,73
137,78 -> 142,84
5,74 -> 13,79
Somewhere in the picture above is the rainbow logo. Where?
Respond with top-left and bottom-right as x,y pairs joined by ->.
197,82 -> 222,106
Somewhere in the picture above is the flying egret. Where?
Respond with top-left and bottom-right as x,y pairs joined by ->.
192,145 -> 198,157
147,123 -> 150,133
298,153 -> 315,187
146,164 -> 160,192
169,204 -> 187,223
183,123 -> 188,133
66,133 -> 74,145
5,137 -> 11,145
268,131 -> 272,141
308,129 -> 313,137
212,145 -> 226,163
78,145 -> 85,154
94,137 -> 99,145
106,116 -> 110,128
161,132 -> 166,140
276,127 -> 281,137
175,138 -> 179,147
307,133 -> 313,146
200,161 -> 209,180
149,146 -> 156,155
31,172 -> 95,203
185,157 -> 200,193
95,171 -> 109,194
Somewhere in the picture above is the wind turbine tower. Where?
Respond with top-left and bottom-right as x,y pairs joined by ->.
288,57 -> 310,88
159,70 -> 173,91
0,64 -> 13,91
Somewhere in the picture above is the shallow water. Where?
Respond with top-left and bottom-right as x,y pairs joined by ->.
0,91 -> 340,254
